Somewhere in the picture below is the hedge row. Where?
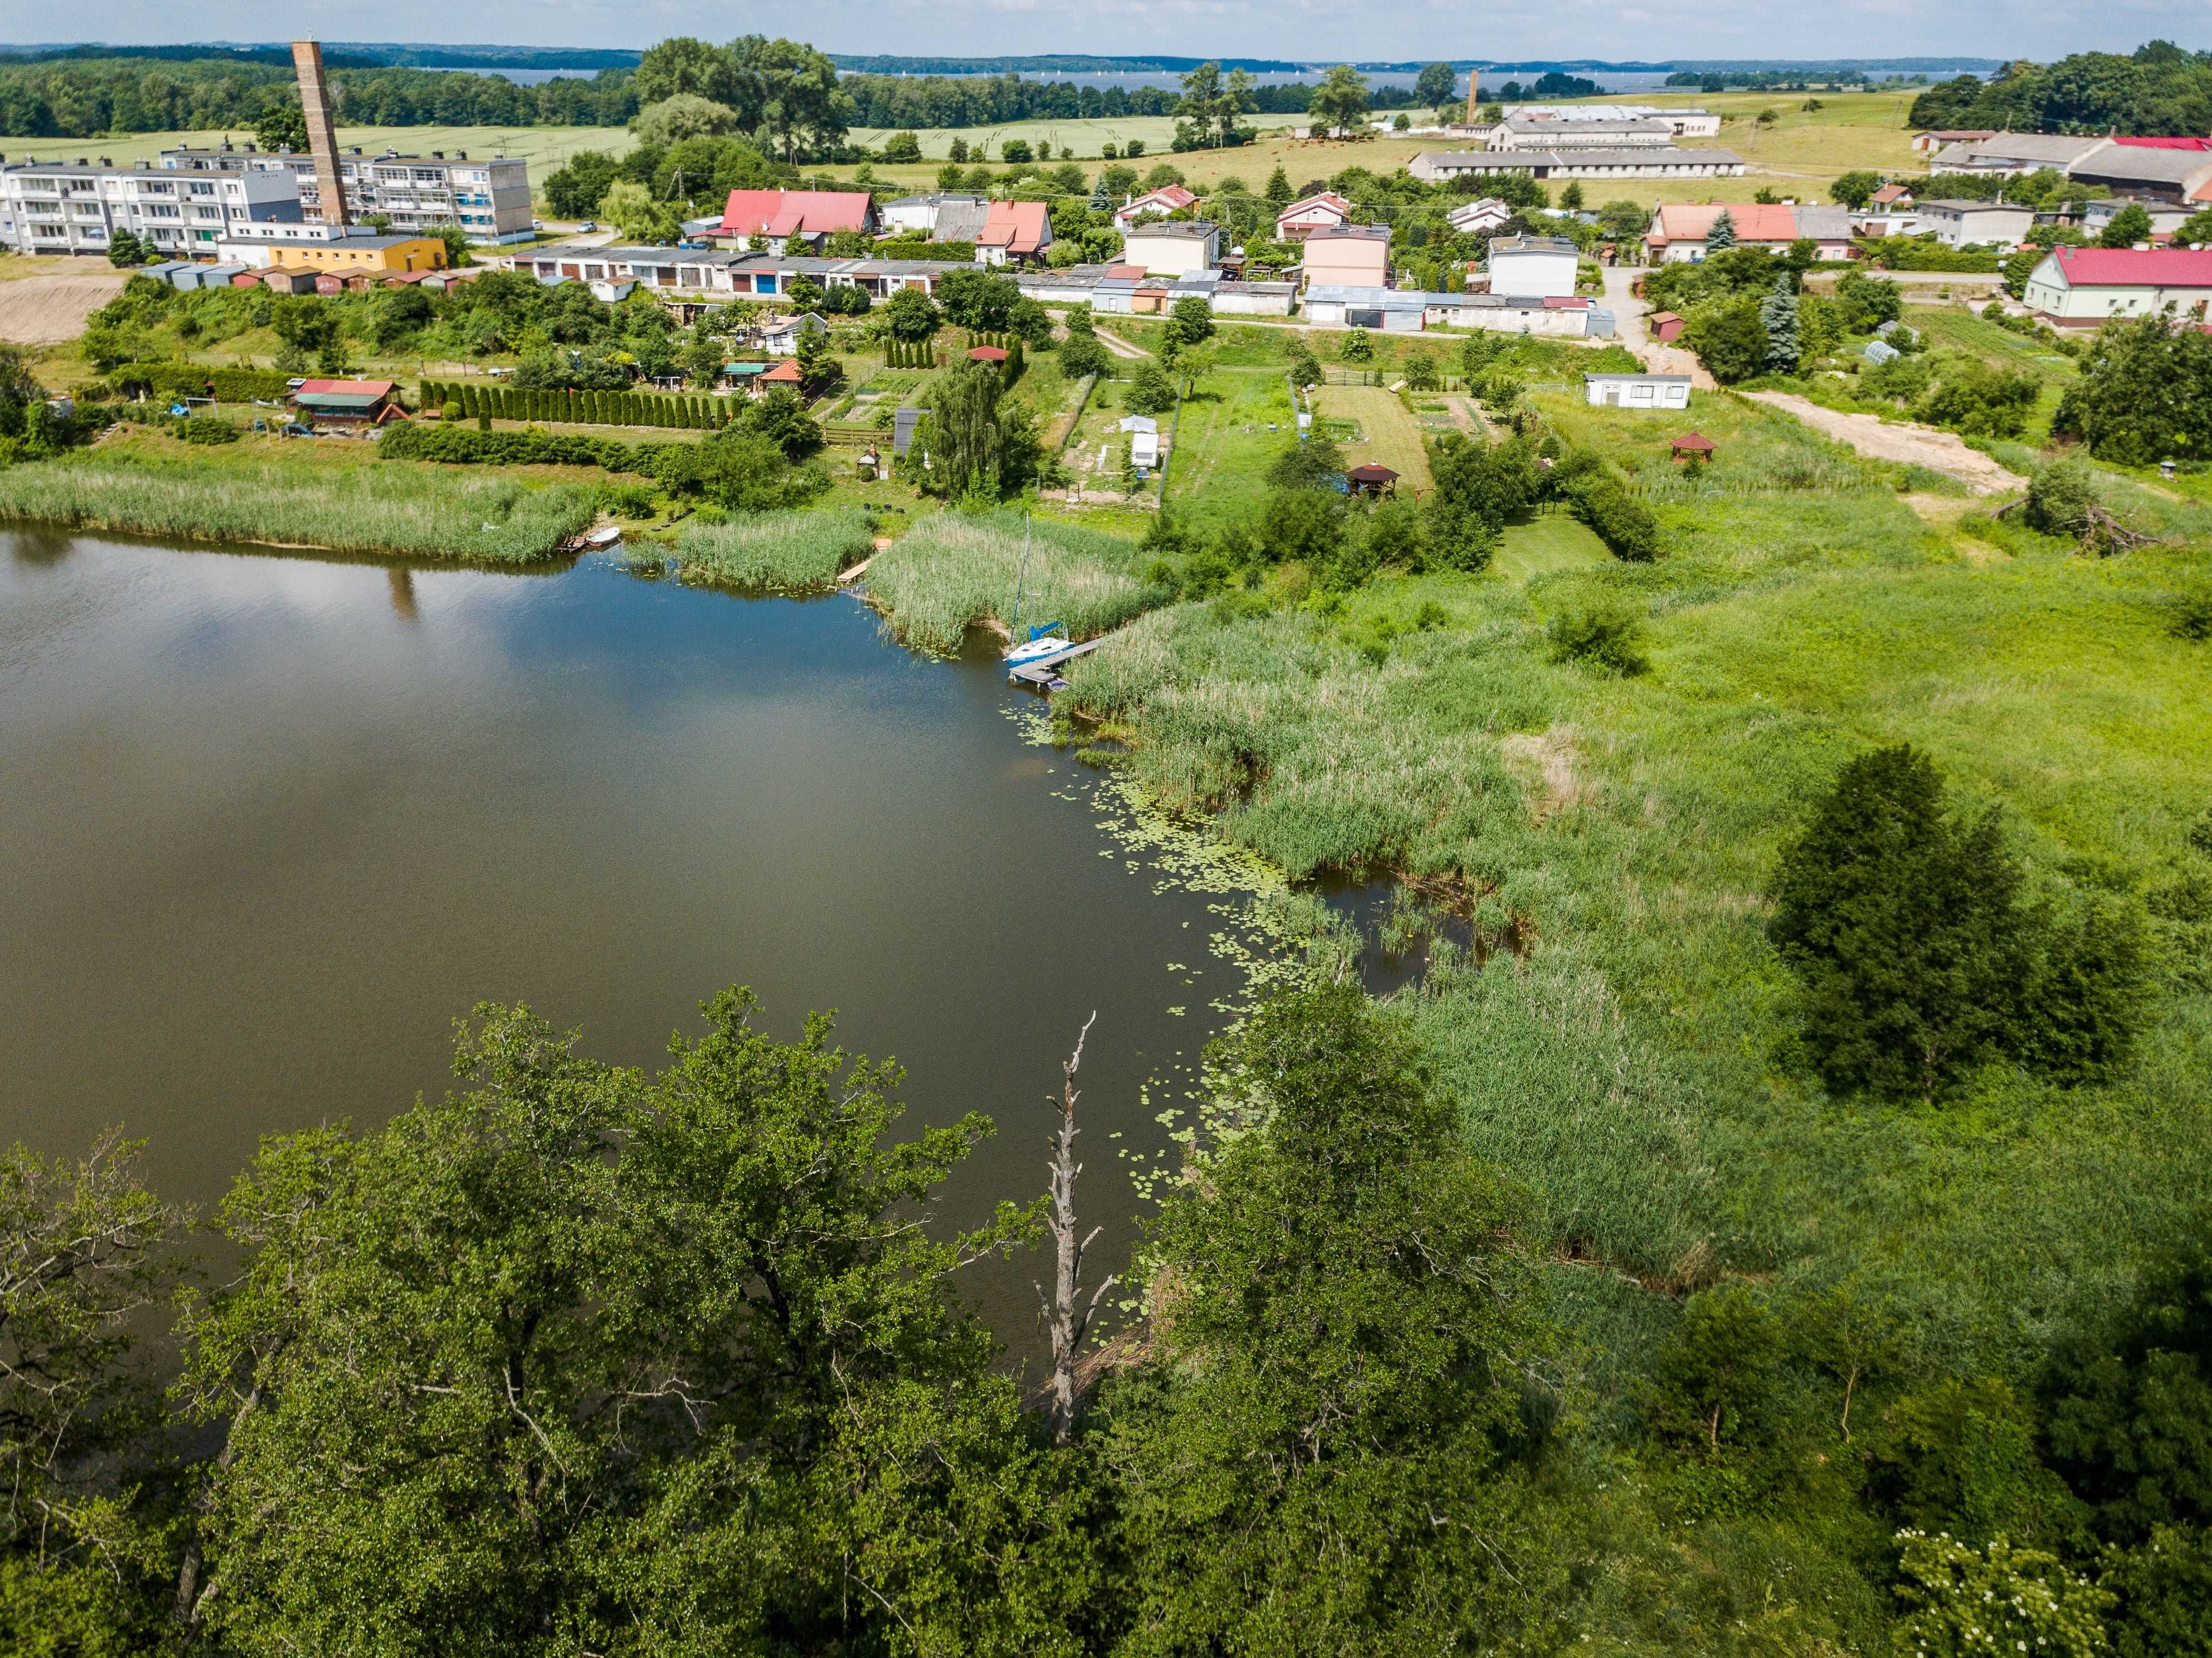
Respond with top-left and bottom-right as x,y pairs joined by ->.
419,380 -> 736,431
1564,465 -> 1661,562
378,422 -> 674,471
110,362 -> 296,401
884,340 -> 940,368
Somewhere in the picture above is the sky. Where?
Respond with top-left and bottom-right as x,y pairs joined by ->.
3,0 -> 2201,63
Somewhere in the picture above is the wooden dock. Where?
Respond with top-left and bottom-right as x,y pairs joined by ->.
1006,637 -> 1102,690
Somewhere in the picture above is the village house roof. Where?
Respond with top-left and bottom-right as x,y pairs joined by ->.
2040,245 -> 2212,286
2114,135 -> 2212,151
760,359 -> 805,383
1303,223 -> 1391,243
1870,183 -> 1914,205
979,199 -> 1050,255
1117,185 -> 1197,218
1647,203 -> 1855,244
290,378 -> 397,407
1277,191 -> 1352,221
718,189 -> 874,238
1490,234 -> 1579,256
931,198 -> 991,242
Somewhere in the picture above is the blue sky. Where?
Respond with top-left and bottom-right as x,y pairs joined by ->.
6,0 -> 2200,63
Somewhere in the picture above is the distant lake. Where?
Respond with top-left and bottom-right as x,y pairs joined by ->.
424,64 -> 1679,95
0,533 -> 1283,1342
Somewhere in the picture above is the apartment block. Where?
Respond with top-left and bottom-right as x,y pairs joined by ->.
0,153 -> 299,258
160,144 -> 534,244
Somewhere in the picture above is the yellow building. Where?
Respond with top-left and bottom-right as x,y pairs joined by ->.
288,233 -> 448,275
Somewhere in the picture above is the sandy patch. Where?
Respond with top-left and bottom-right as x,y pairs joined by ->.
0,272 -> 130,345
1744,391 -> 2025,495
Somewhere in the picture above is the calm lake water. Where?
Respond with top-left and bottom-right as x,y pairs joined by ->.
0,530 -> 1278,1343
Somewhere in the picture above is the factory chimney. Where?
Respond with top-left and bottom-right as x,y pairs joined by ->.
1466,68 -> 1479,130
291,39 -> 349,228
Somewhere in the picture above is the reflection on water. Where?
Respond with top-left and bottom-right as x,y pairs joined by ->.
0,533 -> 1281,1342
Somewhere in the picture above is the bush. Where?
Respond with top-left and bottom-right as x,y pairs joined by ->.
2052,313 -> 2212,463
2025,456 -> 2100,536
111,362 -> 295,402
2170,581 -> 2212,642
1560,462 -> 1661,562
1546,601 -> 1649,674
176,418 -> 238,446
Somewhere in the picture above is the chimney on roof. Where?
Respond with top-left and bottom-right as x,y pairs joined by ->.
291,40 -> 349,227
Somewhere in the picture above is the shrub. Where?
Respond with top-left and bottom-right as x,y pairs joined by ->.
2024,456 -> 2099,536
1546,601 -> 1649,675
1560,463 -> 1661,562
2170,581 -> 2212,642
177,418 -> 238,446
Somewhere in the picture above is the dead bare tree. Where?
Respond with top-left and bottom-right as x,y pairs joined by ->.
1037,1011 -> 1114,1447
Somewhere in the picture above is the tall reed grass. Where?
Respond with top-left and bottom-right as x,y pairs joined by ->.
864,509 -> 1170,654
0,455 -> 593,563
673,508 -> 874,591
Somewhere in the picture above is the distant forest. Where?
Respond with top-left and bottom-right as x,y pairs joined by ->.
0,53 -> 1461,141
0,58 -> 640,138
1909,41 -> 2212,134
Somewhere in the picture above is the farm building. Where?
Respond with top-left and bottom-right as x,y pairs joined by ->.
1583,371 -> 1691,410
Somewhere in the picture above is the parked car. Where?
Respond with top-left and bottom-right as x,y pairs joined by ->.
578,221 -> 599,233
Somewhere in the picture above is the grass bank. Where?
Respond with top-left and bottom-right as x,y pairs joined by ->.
673,508 -> 876,591
0,438 -> 595,562
863,509 -> 1169,654
1060,392 -> 2212,1383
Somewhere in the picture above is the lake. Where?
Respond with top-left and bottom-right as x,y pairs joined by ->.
0,530 -> 1282,1344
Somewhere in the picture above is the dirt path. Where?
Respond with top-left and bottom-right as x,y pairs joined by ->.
1602,267 -> 1716,389
1743,391 -> 2026,495
0,272 -> 129,345
1095,328 -> 1151,360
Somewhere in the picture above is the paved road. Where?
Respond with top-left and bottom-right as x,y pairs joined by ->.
1601,267 -> 1716,388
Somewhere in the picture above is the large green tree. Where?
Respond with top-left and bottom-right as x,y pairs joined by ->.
1096,985 -> 1568,1651
1305,65 -> 1371,137
2054,312 -> 2212,463
170,992 -> 1081,1655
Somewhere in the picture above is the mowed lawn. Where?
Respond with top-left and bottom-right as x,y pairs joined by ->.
1317,384 -> 1436,494
1165,366 -> 1300,529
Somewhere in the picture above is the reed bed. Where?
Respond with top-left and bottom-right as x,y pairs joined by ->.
864,509 -> 1169,654
0,456 -> 595,563
673,508 -> 875,591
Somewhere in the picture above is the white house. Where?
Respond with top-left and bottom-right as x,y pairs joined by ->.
1446,197 -> 1516,236
1914,199 -> 2037,249
1410,147 -> 1743,184
1274,191 -> 1353,242
1484,116 -> 1673,151
1485,234 -> 1580,298
878,192 -> 987,237
2022,245 -> 2212,327
1583,371 -> 1691,410
1119,413 -> 1160,468
1121,221 -> 1220,277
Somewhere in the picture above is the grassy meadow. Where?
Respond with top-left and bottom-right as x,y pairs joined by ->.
1050,382 -> 2212,1393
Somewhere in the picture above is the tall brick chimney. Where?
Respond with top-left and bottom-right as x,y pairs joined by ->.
1466,68 -> 1479,129
291,39 -> 349,228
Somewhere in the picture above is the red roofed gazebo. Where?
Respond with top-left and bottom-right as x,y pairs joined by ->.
1671,431 -> 1716,462
966,345 -> 1008,364
1346,463 -> 1399,496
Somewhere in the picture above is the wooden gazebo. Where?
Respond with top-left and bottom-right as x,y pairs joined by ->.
1670,431 -> 1716,463
1346,463 -> 1400,497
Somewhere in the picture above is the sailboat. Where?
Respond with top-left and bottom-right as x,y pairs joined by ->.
1002,515 -> 1071,671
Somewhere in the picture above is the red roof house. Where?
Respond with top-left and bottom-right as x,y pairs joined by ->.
1112,185 -> 1197,231
977,200 -> 1052,265
719,190 -> 877,251
1869,182 -> 1914,207
2025,244 -> 2212,325
1274,191 -> 1353,242
2114,135 -> 2212,151
760,358 -> 805,386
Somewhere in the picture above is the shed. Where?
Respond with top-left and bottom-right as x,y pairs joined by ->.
289,378 -> 403,425
1648,310 -> 1686,343
1670,431 -> 1715,462
259,267 -> 319,294
313,273 -> 346,295
1346,463 -> 1400,496
892,407 -> 923,457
